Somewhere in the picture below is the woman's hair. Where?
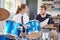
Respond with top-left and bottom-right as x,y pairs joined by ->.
16,4 -> 27,15
16,6 -> 21,15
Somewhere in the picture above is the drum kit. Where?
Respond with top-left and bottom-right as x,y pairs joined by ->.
0,20 -> 42,40
0,8 -> 42,40
4,20 -> 42,40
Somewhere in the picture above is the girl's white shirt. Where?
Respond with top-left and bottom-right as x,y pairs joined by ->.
13,13 -> 29,24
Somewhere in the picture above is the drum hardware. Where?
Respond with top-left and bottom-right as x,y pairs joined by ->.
23,24 -> 30,29
17,26 -> 23,31
3,20 -> 42,40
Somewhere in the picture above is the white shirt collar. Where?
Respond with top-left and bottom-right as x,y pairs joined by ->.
18,13 -> 27,16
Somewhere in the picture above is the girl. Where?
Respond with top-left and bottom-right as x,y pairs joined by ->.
13,4 -> 29,38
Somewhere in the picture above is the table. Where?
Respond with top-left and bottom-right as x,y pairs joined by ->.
42,25 -> 57,30
52,15 -> 60,32
42,24 -> 57,40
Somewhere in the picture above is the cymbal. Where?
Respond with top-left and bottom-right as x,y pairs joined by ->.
0,8 -> 10,21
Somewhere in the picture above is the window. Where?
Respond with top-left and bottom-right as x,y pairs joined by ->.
4,0 -> 16,12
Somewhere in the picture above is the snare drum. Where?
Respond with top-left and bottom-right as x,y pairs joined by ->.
12,22 -> 23,37
25,20 -> 41,39
4,20 -> 14,34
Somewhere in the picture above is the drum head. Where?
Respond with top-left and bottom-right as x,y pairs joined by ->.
27,32 -> 42,39
0,8 -> 10,21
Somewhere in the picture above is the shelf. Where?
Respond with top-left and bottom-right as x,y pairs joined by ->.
54,2 -> 60,4
42,0 -> 53,1
42,1 -> 54,4
54,8 -> 60,10
41,0 -> 60,11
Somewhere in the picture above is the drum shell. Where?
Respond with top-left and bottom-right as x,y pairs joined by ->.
12,22 -> 23,36
25,20 -> 41,35
4,20 -> 14,34
0,35 -> 10,40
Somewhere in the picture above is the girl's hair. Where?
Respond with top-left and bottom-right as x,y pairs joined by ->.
16,6 -> 21,15
16,4 -> 26,15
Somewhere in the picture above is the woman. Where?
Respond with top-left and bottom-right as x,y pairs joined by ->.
13,4 -> 29,38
